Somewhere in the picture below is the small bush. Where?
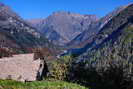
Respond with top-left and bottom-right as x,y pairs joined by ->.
50,61 -> 68,80
49,56 -> 73,81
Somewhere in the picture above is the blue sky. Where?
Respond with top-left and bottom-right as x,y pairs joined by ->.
0,0 -> 132,19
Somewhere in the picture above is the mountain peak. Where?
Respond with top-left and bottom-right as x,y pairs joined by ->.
52,11 -> 98,19
29,11 -> 99,46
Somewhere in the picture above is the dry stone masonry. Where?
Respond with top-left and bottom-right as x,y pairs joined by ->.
0,53 -> 46,82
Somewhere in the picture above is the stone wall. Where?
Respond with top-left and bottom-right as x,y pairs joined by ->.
0,53 -> 45,82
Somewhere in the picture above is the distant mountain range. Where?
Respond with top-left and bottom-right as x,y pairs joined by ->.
28,12 -> 98,46
0,2 -> 132,58
28,6 -> 127,49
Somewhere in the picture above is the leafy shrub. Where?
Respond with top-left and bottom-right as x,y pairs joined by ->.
50,61 -> 68,80
49,56 -> 73,81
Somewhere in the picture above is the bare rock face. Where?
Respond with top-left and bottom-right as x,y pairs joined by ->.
28,11 -> 98,46
0,53 -> 46,82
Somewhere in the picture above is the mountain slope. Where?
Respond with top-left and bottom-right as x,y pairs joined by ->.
0,3 -> 55,53
29,11 -> 98,46
68,5 -> 127,48
69,4 -> 133,89
76,3 -> 133,67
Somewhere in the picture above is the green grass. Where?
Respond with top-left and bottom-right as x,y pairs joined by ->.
0,80 -> 88,89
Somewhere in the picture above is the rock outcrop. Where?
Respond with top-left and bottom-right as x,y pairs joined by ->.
0,53 -> 47,82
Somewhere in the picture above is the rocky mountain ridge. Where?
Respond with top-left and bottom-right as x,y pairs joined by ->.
28,11 -> 99,46
29,5 -> 128,48
0,3 -> 55,54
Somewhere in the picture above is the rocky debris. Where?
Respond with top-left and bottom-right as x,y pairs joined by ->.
0,53 -> 47,82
